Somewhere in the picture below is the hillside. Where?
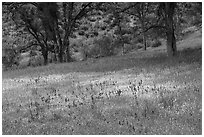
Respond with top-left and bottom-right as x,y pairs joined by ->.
2,30 -> 202,135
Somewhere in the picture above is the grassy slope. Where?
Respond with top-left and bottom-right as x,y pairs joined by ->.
2,30 -> 202,135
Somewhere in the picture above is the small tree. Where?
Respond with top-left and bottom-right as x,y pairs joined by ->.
125,3 -> 151,50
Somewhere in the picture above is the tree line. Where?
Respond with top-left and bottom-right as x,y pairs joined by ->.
2,2 -> 202,67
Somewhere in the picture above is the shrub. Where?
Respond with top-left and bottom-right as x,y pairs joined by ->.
86,44 -> 100,58
3,57 -> 19,70
124,44 -> 137,53
136,43 -> 144,49
2,49 -> 18,70
151,39 -> 162,48
72,49 -> 87,61
137,37 -> 143,43
73,34 -> 116,59
18,57 -> 30,69
16,51 -> 44,68
131,37 -> 143,45
2,56 -> 10,70
29,55 -> 44,67
90,35 -> 115,58
146,40 -> 152,47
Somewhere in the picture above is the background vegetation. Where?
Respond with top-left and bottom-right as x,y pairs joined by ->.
2,2 -> 202,135
2,2 -> 201,70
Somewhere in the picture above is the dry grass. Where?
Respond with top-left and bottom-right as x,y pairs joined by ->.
2,31 -> 202,135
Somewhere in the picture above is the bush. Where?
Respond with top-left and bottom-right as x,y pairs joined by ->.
124,44 -> 137,53
71,34 -> 116,59
29,55 -> 44,67
136,43 -> 144,49
131,37 -> 143,45
72,50 -> 87,61
18,57 -> 30,69
2,49 -> 18,70
17,51 -> 44,68
137,37 -> 143,43
86,44 -> 100,58
90,35 -> 115,58
151,39 -> 162,48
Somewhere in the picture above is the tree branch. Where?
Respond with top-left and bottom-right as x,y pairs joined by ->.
19,43 -> 39,52
27,27 -> 39,43
133,24 -> 167,38
74,2 -> 92,21
39,32 -> 48,46
145,25 -> 166,32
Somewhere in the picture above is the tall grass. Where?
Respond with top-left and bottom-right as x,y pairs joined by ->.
2,36 -> 202,134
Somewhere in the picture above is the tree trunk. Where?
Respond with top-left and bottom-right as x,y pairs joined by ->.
53,50 -> 57,62
141,21 -> 147,50
65,39 -> 72,62
164,2 -> 177,57
57,33 -> 64,63
42,47 -> 48,65
140,3 -> 147,51
58,46 -> 64,63
166,29 -> 177,57
118,25 -> 125,55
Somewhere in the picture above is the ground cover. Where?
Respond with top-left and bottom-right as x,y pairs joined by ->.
2,31 -> 202,135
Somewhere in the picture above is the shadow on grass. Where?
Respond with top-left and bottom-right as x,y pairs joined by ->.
3,47 -> 202,79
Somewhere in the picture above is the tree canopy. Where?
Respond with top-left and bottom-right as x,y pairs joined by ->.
2,2 -> 202,69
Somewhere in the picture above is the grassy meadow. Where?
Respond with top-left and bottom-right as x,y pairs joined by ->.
2,30 -> 202,135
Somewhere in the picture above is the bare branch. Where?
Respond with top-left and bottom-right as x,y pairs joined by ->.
74,2 -> 92,21
19,43 -> 39,52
